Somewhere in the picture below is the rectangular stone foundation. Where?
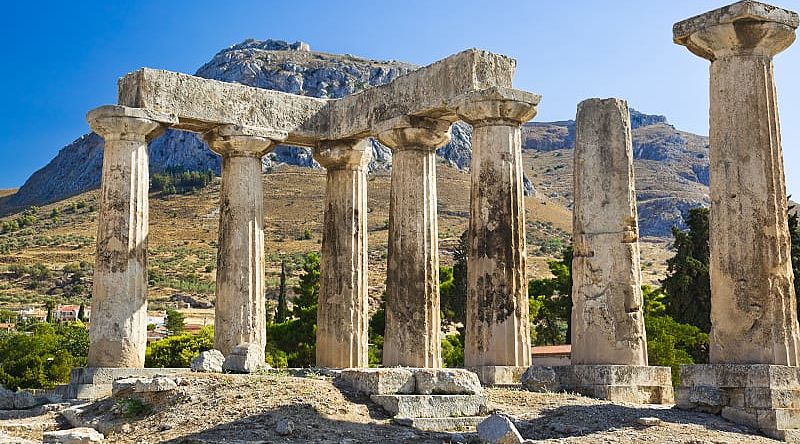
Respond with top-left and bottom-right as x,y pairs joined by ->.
530,365 -> 674,404
59,367 -> 187,400
677,364 -> 800,442
468,366 -> 527,386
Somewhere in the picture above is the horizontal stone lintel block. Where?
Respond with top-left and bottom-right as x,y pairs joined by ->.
552,364 -> 673,386
370,394 -> 488,418
116,50 -> 538,147
674,1 -> 799,43
87,104 -> 179,127
679,364 -> 800,389
118,68 -> 328,146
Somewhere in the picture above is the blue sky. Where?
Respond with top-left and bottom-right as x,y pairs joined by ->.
1,1 -> 798,197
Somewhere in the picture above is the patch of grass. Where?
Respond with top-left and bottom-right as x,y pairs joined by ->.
117,397 -> 153,418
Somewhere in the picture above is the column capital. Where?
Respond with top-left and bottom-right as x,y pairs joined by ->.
87,105 -> 177,142
673,1 -> 798,60
453,87 -> 540,126
314,139 -> 372,170
204,124 -> 287,158
374,116 -> 451,152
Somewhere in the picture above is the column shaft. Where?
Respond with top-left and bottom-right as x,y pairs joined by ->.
88,118 -> 158,368
464,123 -> 531,367
571,98 -> 647,366
383,148 -> 442,367
214,153 -> 266,357
317,164 -> 369,368
708,54 -> 800,365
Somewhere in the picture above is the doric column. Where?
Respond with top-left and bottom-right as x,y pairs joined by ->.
86,105 -> 175,368
571,98 -> 648,366
674,2 -> 800,365
204,124 -> 284,359
456,88 -> 539,370
376,116 -> 451,368
314,139 -> 371,368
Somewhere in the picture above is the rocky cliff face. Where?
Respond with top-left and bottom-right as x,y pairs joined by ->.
1,38 -> 710,238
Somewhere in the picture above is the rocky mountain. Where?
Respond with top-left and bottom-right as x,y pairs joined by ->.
0,38 -> 710,237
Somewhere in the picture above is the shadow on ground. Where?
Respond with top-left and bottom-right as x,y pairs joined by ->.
515,403 -> 764,441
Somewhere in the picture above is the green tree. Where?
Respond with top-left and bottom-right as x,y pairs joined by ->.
275,261 -> 289,323
441,331 -> 465,368
77,304 -> 87,323
0,309 -> 16,324
789,202 -> 800,319
145,325 -> 213,368
528,246 -> 573,345
165,309 -> 186,335
45,300 -> 56,324
265,253 -> 320,367
441,231 -> 468,325
368,298 -> 386,367
661,207 -> 711,332
0,322 -> 87,389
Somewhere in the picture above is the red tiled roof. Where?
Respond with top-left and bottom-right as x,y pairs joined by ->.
532,345 -> 571,356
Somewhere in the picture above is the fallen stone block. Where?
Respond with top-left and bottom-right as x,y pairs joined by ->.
111,378 -> 139,396
370,394 -> 487,418
133,376 -> 178,393
339,368 -> 415,395
191,349 -> 225,373
520,366 -> 558,392
637,417 -> 662,426
414,369 -> 482,395
275,418 -> 294,436
42,427 -> 104,443
223,343 -> 264,374
393,416 -> 486,433
477,414 -> 524,444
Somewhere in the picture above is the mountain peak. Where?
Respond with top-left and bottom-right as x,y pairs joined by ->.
221,38 -> 311,54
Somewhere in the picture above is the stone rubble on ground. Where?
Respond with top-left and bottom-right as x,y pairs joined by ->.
191,349 -> 225,373
477,414 -> 528,444
42,427 -> 104,444
275,418 -> 294,436
0,388 -> 42,411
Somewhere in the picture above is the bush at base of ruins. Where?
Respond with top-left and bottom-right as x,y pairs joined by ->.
441,331 -> 464,368
0,322 -> 88,389
145,325 -> 213,368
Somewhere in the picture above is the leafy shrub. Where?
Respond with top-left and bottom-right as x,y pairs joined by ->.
151,166 -> 215,195
0,322 -> 88,389
144,325 -> 213,368
441,331 -> 464,368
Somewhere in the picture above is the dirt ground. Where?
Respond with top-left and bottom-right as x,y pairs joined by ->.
0,372 -> 781,444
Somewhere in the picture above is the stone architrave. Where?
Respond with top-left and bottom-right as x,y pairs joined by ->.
455,88 -> 540,371
571,98 -> 648,366
86,106 -> 175,368
204,124 -> 285,359
376,116 -> 452,368
674,0 -> 800,365
314,139 -> 371,368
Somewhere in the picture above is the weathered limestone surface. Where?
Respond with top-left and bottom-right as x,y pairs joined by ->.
86,106 -> 176,368
117,50 -> 518,143
204,125 -> 278,358
678,364 -> 800,440
339,368 -> 416,395
378,116 -> 451,368
325,50 -> 516,139
118,68 -> 326,146
314,140 -> 371,368
674,1 -> 800,365
523,365 -> 674,404
457,88 -> 539,369
571,98 -> 648,366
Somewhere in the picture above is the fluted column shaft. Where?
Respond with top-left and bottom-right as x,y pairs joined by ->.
314,140 -> 371,368
377,117 -> 451,368
675,15 -> 800,364
458,94 -> 538,368
87,106 -> 172,368
205,125 -> 278,359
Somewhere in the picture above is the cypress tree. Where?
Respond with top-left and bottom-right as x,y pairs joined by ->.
275,261 -> 289,323
662,207 -> 711,332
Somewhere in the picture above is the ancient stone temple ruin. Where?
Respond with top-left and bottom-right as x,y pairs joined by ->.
85,49 -> 538,381
78,0 -> 800,440
672,1 -> 800,441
